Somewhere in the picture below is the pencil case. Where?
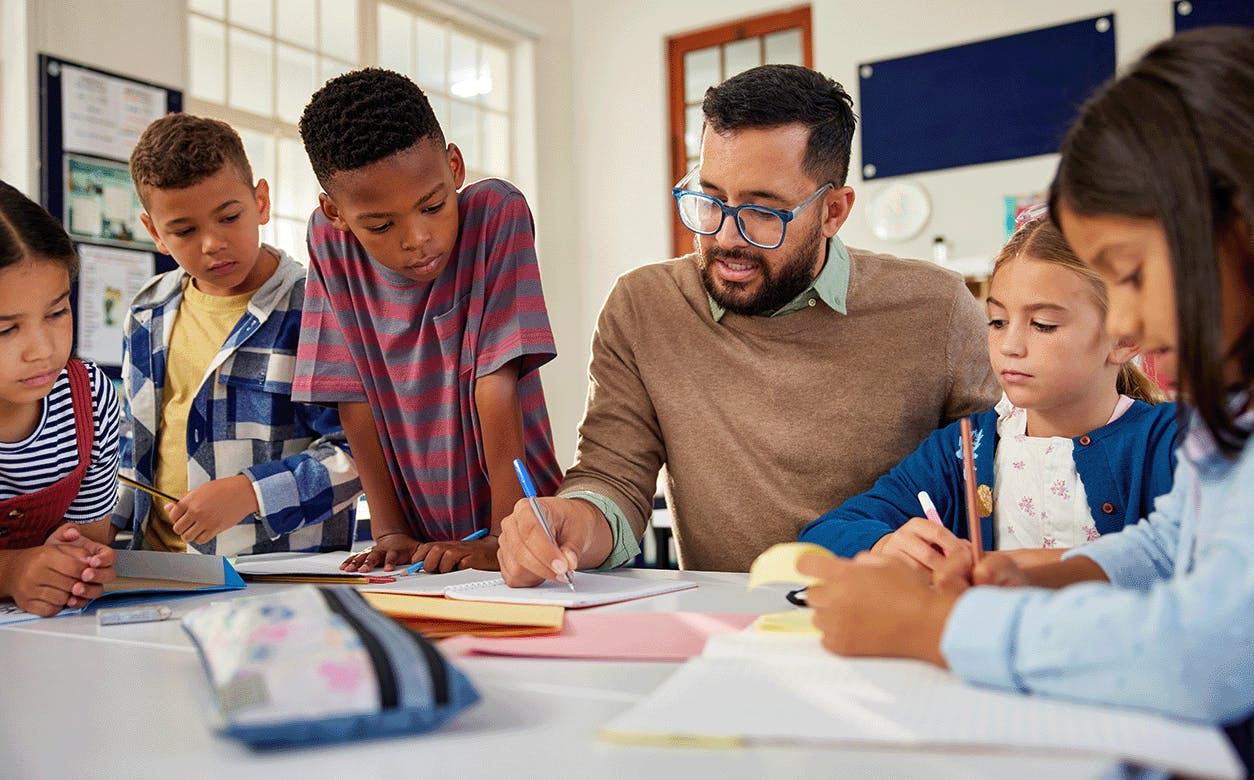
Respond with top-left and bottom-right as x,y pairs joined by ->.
182,585 -> 478,748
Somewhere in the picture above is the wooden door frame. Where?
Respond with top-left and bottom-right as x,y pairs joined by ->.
665,6 -> 813,257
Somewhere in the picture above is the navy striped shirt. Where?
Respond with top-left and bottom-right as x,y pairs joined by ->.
0,361 -> 120,522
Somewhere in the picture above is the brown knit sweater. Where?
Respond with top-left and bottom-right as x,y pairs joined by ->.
560,247 -> 1000,572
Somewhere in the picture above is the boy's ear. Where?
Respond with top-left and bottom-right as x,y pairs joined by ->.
319,192 -> 351,232
138,212 -> 172,256
446,143 -> 467,190
254,178 -> 272,226
1107,334 -> 1141,367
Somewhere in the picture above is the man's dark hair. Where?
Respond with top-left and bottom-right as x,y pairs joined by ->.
299,67 -> 445,188
0,179 -> 78,279
702,64 -> 857,187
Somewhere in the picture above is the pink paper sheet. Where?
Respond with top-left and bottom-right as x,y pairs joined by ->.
440,611 -> 757,661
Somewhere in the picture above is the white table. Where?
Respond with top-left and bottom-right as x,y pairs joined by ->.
1,569 -> 1116,779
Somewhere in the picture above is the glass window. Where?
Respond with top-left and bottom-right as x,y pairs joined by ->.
228,0 -> 271,34
189,16 -> 226,103
228,27 -> 273,116
188,0 -> 525,255
375,4 -> 516,182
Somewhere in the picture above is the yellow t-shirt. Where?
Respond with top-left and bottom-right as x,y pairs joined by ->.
145,279 -> 252,552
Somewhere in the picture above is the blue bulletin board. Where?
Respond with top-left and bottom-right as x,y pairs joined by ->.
858,16 -> 1117,180
1173,0 -> 1254,30
38,54 -> 181,378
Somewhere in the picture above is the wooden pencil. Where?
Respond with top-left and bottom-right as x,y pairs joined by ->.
118,474 -> 180,506
959,417 -> 983,564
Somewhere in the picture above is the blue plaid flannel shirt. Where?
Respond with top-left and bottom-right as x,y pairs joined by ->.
112,247 -> 361,556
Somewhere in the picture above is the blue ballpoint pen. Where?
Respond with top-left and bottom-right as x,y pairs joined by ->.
402,527 -> 491,575
512,458 -> 576,591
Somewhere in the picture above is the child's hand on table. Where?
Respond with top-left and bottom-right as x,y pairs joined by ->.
410,536 -> 500,573
341,533 -> 421,572
168,474 -> 259,545
2,524 -> 117,615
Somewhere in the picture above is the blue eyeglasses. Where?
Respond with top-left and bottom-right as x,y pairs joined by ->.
672,169 -> 833,250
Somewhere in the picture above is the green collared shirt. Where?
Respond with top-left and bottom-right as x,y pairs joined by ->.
566,236 -> 853,569
706,235 -> 851,322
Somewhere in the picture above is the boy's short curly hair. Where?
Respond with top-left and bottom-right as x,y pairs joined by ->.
129,113 -> 254,207
299,68 -> 445,188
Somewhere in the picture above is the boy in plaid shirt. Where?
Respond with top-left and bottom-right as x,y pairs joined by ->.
112,114 -> 361,556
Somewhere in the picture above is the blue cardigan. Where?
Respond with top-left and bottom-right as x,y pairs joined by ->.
799,400 -> 1179,556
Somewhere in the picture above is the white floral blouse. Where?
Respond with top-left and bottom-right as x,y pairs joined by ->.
992,394 -> 1133,550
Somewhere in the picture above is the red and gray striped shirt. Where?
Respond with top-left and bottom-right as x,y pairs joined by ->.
293,179 -> 560,541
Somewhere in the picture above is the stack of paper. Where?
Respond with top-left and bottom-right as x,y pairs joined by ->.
441,612 -> 757,661
361,591 -> 564,639
601,632 -> 1243,779
231,551 -> 397,583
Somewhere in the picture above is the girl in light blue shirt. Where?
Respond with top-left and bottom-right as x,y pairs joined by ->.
799,26 -> 1254,767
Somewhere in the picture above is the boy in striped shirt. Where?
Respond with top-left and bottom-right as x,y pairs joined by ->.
295,68 -> 561,574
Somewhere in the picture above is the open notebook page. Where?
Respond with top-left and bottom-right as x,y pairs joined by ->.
603,633 -> 1241,779
443,571 -> 698,608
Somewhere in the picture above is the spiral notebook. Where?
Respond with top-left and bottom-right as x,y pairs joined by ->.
443,572 -> 697,608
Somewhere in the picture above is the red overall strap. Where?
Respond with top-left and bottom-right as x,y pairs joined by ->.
0,359 -> 97,548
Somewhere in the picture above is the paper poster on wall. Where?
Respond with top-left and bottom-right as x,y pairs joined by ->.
59,63 -> 167,162
76,245 -> 154,366
64,155 -> 154,249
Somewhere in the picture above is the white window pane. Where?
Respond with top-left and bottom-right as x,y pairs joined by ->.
276,217 -> 308,263
277,44 -> 317,124
764,29 -> 803,66
684,104 -> 703,160
237,128 -> 275,188
320,0 -> 358,63
415,17 -> 446,91
259,219 -> 277,248
377,4 -> 413,75
320,58 -> 353,85
189,0 -> 224,18
427,94 -> 449,133
484,112 -> 509,177
449,100 -> 480,170
277,136 -> 319,219
229,0 -> 272,34
189,17 -> 226,103
482,43 -> 509,112
229,28 -> 274,116
276,0 -> 317,48
448,32 -> 480,98
684,47 -> 718,103
723,39 -> 759,79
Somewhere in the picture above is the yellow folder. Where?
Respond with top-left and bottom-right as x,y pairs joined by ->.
362,592 -> 564,639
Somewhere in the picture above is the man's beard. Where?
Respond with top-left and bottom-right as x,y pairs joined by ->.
697,220 -> 824,316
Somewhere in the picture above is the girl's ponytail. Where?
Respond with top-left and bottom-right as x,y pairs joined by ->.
1117,362 -> 1167,405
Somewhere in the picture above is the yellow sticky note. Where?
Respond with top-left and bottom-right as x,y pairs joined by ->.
753,608 -> 819,634
747,542 -> 837,588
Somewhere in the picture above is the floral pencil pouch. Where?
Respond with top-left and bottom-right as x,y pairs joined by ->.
182,585 -> 478,747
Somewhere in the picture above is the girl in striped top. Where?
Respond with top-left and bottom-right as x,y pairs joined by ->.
0,180 -> 119,616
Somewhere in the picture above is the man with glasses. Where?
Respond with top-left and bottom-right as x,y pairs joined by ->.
499,64 -> 997,583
